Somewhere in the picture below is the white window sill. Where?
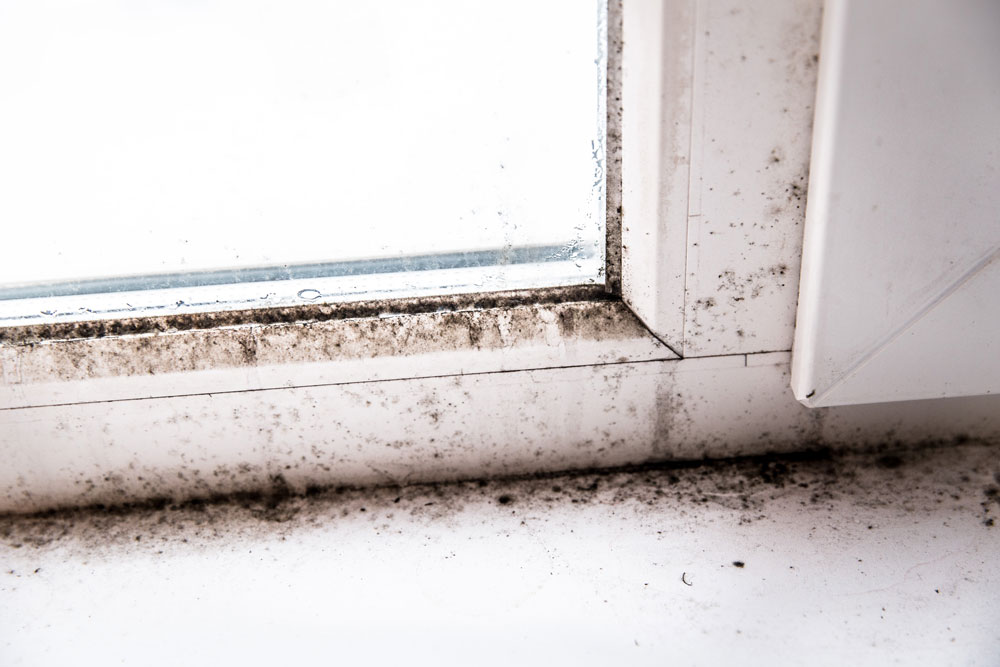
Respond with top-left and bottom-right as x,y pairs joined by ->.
2,442 -> 997,665
1,288 -> 672,410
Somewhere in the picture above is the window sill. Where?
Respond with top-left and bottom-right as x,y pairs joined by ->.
0,287 -> 674,410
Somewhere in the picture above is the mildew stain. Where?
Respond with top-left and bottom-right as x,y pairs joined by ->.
1,442 -> 996,554
715,264 -> 790,304
1,293 -> 651,385
681,1 -> 822,353
0,285 -> 612,346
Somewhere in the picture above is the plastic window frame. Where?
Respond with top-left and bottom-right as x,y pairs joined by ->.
0,1 -> 685,414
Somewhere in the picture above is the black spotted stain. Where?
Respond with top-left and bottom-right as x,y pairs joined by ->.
0,286 -> 654,387
2,441 -> 997,555
0,285 -> 613,346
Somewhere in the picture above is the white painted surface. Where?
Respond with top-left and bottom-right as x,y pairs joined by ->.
0,353 -> 789,512
2,443 -> 998,665
792,0 -> 1000,407
4,350 -> 1000,514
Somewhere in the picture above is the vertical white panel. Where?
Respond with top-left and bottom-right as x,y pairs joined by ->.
621,0 -> 823,356
683,0 -> 822,355
792,0 -> 1000,406
621,0 -> 694,351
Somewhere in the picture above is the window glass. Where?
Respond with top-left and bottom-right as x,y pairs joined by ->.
0,0 -> 607,325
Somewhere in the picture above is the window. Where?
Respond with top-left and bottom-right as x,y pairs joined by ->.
1,0 -> 609,326
30,0 -> 922,516
0,0 -> 689,512
5,0 -> 999,516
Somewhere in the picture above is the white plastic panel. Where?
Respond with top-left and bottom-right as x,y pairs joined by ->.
620,0 -> 693,351
6,349 -> 1000,514
792,0 -> 1000,407
682,0 -> 821,356
621,0 -> 822,356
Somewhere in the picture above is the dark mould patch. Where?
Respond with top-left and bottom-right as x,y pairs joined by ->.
732,561 -> 745,568
758,461 -> 790,486
557,308 -> 578,336
2,442 -> 997,553
5,292 -> 652,385
982,484 -> 1000,527
710,264 -> 793,310
788,181 -> 805,202
8,447 -> 829,528
877,455 -> 904,469
603,0 -> 624,295
0,285 -> 614,346
237,333 -> 258,364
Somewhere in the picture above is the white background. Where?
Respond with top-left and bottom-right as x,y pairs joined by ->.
0,0 -> 605,286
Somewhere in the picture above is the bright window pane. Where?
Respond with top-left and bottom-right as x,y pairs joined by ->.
0,0 -> 607,324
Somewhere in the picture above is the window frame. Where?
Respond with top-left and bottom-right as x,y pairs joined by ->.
0,0 -> 678,414
6,0 -> 1000,515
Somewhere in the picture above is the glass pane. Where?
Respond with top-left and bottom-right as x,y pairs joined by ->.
0,0 -> 607,325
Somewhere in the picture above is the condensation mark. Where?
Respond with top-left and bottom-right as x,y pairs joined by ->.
547,1 -> 607,274
297,289 -> 321,301
1,246 -> 580,303
2,245 -> 601,326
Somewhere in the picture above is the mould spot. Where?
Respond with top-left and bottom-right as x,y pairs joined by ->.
877,455 -> 904,469
0,285 -> 612,346
3,442 -> 997,552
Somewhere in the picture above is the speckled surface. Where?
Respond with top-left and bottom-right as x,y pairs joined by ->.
2,442 -> 998,665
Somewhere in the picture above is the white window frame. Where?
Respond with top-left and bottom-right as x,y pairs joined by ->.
0,1 -> 688,512
6,0 -> 1000,514
0,1 -> 677,411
